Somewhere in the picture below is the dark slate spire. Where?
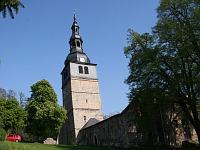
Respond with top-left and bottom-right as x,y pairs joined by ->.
69,14 -> 83,53
66,14 -> 90,64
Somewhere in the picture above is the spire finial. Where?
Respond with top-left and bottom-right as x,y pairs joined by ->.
73,10 -> 77,22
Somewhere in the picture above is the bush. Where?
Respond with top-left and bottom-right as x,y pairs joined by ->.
0,128 -> 6,141
22,133 -> 37,143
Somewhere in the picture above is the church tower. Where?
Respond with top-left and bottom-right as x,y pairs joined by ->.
59,15 -> 103,144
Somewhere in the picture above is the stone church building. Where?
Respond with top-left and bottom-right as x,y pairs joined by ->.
59,16 -> 199,147
59,15 -> 103,144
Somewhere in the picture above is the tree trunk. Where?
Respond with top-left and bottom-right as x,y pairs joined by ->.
179,101 -> 200,144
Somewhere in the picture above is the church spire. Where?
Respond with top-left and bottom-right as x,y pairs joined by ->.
69,14 -> 83,53
73,13 -> 77,23
65,15 -> 90,64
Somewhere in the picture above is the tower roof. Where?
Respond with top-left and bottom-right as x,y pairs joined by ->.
65,15 -> 90,65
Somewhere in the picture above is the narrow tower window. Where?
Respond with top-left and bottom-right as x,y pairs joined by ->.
84,116 -> 86,121
84,66 -> 89,74
78,66 -> 83,74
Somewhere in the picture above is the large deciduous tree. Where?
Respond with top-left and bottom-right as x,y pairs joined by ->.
0,97 -> 27,133
0,0 -> 24,18
26,80 -> 67,141
125,0 -> 200,143
30,79 -> 57,103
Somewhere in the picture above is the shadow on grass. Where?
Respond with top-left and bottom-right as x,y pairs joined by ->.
53,144 -> 200,150
53,145 -> 123,150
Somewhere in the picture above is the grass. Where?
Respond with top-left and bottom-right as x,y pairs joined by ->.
0,141 -> 199,150
0,141 -> 122,150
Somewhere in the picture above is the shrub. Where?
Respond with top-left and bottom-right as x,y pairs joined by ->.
0,128 -> 6,141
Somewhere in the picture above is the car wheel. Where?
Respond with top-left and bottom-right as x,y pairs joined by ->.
15,140 -> 18,142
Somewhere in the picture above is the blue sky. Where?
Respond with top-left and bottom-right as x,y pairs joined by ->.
0,0 -> 159,115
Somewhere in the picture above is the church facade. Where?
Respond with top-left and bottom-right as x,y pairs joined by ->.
59,15 -> 103,144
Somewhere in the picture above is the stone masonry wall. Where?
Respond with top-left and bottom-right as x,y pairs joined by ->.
77,102 -> 146,147
77,101 -> 199,147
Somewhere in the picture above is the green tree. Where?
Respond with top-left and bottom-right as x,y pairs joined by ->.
30,80 -> 57,103
133,88 -> 166,145
124,0 -> 200,143
0,113 -> 4,129
0,128 -> 6,141
0,0 -> 24,18
26,80 -> 67,141
0,97 -> 27,133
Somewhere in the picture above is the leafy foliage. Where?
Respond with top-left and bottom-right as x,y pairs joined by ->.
0,97 -> 27,133
30,80 -> 58,103
0,0 -> 24,19
26,80 -> 67,141
124,0 -> 200,143
0,128 -> 6,141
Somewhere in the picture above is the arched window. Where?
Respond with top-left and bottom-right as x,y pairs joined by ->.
76,41 -> 80,47
84,66 -> 89,74
78,66 -> 83,74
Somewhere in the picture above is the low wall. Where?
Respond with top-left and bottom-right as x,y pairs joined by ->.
77,102 -> 147,147
77,101 -> 199,147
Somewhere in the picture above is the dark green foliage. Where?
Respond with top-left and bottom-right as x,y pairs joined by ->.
26,80 -> 67,141
0,97 -> 27,133
0,118 -> 4,129
0,128 -> 6,141
124,0 -> 200,143
30,80 -> 57,103
0,108 -> 5,129
0,0 -> 24,19
26,101 -> 67,141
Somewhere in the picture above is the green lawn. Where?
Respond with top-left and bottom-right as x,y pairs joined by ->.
0,141 -> 199,150
0,142 -> 123,150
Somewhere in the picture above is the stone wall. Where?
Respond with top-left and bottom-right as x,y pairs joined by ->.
77,102 -> 147,147
77,101 -> 199,147
78,113 -> 127,147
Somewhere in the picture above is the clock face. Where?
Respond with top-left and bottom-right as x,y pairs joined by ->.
80,57 -> 85,62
